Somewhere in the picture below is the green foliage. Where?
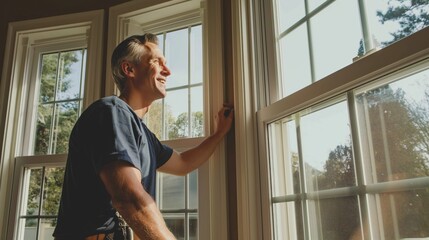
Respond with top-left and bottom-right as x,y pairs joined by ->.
377,0 -> 429,45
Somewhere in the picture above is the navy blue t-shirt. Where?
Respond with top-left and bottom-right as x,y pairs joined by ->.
53,96 -> 173,238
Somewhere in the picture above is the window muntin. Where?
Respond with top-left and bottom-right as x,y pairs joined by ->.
267,63 -> 429,239
273,0 -> 429,99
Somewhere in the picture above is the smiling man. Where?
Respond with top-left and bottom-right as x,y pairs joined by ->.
53,34 -> 233,240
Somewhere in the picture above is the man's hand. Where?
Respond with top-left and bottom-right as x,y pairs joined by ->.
158,103 -> 234,176
214,104 -> 234,137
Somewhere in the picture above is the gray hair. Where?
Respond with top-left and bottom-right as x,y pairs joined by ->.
111,34 -> 159,93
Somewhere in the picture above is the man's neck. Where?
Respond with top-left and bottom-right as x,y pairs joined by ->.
119,94 -> 151,119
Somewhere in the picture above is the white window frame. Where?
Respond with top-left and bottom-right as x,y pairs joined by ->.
0,10 -> 104,240
256,22 -> 429,240
106,1 -> 228,239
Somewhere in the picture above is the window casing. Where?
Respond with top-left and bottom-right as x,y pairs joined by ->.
255,0 -> 429,239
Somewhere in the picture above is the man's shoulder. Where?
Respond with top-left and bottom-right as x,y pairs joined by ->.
86,96 -> 132,114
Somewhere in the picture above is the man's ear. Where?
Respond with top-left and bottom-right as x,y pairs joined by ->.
121,62 -> 135,78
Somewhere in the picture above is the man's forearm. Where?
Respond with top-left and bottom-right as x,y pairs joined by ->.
114,197 -> 176,240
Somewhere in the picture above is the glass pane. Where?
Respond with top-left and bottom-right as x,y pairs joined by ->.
308,196 -> 361,240
21,218 -> 38,240
24,168 -> 43,216
279,24 -> 312,97
377,189 -> 429,239
56,50 -> 84,101
308,0 -> 327,12
42,167 -> 65,216
52,101 -> 80,154
269,117 -> 300,197
300,100 -> 355,191
355,68 -> 429,183
39,53 -> 59,103
188,170 -> 198,209
160,173 -> 185,210
165,28 -> 189,88
189,213 -> 198,240
145,99 -> 164,139
365,0 -> 429,49
272,201 -> 304,240
39,218 -> 57,240
164,214 -> 185,240
34,103 -> 53,155
190,86 -> 204,138
190,25 -> 202,84
310,0 -> 363,81
276,0 -> 305,32
165,88 -> 189,140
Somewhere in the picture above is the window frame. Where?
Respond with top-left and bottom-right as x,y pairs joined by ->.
106,1 -> 228,239
0,10 -> 104,239
257,25 -> 429,240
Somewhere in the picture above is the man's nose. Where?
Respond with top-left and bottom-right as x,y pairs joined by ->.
161,65 -> 171,76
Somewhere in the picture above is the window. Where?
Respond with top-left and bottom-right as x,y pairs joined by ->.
0,11 -> 103,239
255,0 -> 429,239
16,46 -> 87,240
105,1 -> 220,239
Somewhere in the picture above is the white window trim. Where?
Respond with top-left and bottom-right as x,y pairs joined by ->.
106,1 -> 228,239
0,10 -> 104,239
256,26 -> 429,239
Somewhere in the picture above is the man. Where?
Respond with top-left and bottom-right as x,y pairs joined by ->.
53,34 -> 234,239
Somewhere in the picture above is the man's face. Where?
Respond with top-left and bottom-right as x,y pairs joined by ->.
134,42 -> 171,101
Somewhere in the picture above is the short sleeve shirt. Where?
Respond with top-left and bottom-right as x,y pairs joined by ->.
53,96 -> 173,238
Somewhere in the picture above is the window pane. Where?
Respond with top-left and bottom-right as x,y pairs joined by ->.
24,168 -> 43,216
21,218 -> 38,240
39,53 -> 59,103
190,86 -> 203,138
300,100 -> 355,191
160,173 -> 185,210
272,201 -> 304,240
190,25 -> 202,85
56,50 -> 84,101
34,104 -> 54,155
308,0 -> 327,12
52,101 -> 80,154
269,117 -> 300,197
42,167 -> 65,216
188,170 -> 198,209
310,0 -> 363,81
166,88 -> 189,140
164,214 -> 185,240
145,99 -> 164,139
308,196 -> 361,240
356,68 -> 429,183
189,213 -> 198,240
275,0 -> 305,34
157,33 -> 164,55
376,189 -> 429,239
39,218 -> 56,240
279,24 -> 312,97
165,28 -> 189,88
365,0 -> 429,48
